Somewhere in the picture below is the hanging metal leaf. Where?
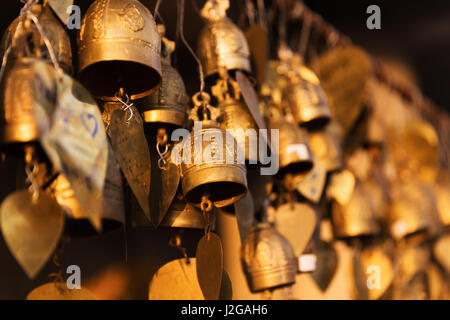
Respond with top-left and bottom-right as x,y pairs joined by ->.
33,61 -> 107,231
196,233 -> 224,300
296,161 -> 327,204
47,0 -> 74,25
310,241 -> 338,292
27,282 -> 96,300
219,269 -> 233,300
158,160 -> 180,226
0,191 -> 64,279
107,107 -> 151,220
149,258 -> 204,300
234,190 -> 255,245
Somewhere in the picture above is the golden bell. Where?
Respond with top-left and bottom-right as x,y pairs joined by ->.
197,0 -> 251,77
137,25 -> 188,128
284,65 -> 331,129
269,118 -> 313,177
160,190 -> 215,229
1,4 -> 72,73
78,0 -> 161,99
331,185 -> 380,239
389,182 -> 437,240
433,183 -> 450,228
179,121 -> 247,208
0,58 -> 41,145
241,223 -> 297,292
308,127 -> 343,173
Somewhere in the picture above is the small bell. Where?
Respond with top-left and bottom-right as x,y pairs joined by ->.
307,127 -> 343,174
331,185 -> 380,239
0,58 -> 41,145
241,223 -> 297,292
269,118 -> 313,177
179,92 -> 247,208
136,25 -> 188,128
212,68 -> 259,164
197,0 -> 251,77
1,4 -> 72,73
78,0 -> 162,99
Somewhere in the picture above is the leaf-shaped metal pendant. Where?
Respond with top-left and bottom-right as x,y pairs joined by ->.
196,233 -> 224,300
236,71 -> 267,131
275,203 -> 317,258
310,241 -> 338,292
27,282 -> 96,300
234,190 -> 255,245
149,258 -> 204,300
158,160 -> 180,226
0,191 -> 64,279
296,161 -> 327,204
108,107 -> 151,220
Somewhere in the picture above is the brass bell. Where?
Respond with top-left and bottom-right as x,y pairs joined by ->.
1,4 -> 72,74
331,185 -> 380,239
308,127 -> 343,173
160,189 -> 215,229
0,58 -> 41,145
137,25 -> 188,128
269,118 -> 313,177
241,223 -> 297,292
197,0 -> 251,77
212,68 -> 259,164
78,0 -> 162,99
284,64 -> 331,129
433,183 -> 450,227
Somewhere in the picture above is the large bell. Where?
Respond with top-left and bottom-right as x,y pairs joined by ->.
331,185 -> 380,239
136,25 -> 188,128
1,4 -> 72,74
0,58 -> 41,145
197,0 -> 251,77
179,121 -> 248,208
269,118 -> 313,177
241,223 -> 297,292
284,64 -> 331,129
78,0 -> 161,99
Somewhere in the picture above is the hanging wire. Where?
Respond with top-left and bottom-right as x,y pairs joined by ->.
278,0 -> 288,48
256,0 -> 267,31
298,4 -> 312,59
154,0 -> 163,17
178,0 -> 205,95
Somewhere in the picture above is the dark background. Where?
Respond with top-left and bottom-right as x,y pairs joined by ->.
0,0 -> 449,299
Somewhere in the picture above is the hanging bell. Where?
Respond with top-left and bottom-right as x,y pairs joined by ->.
308,127 -> 343,173
269,118 -> 313,177
284,64 -> 331,129
78,0 -> 162,99
331,185 -> 380,239
179,93 -> 247,208
136,25 -> 188,128
433,183 -> 450,227
241,223 -> 297,292
197,0 -> 251,77
0,58 -> 42,145
212,68 -> 259,164
1,4 -> 72,74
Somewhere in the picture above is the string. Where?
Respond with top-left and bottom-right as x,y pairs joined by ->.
278,0 -> 288,48
298,3 -> 312,59
177,0 -> 205,94
154,0 -> 163,17
256,0 -> 267,31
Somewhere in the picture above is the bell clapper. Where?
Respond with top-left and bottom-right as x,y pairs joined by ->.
169,230 -> 190,264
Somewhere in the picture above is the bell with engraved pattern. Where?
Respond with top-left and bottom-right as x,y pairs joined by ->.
241,223 -> 297,292
197,0 -> 251,77
136,25 -> 188,128
1,4 -> 72,73
0,58 -> 42,145
78,0 -> 161,100
269,118 -> 313,177
284,64 -> 331,129
178,93 -> 247,208
331,185 -> 380,239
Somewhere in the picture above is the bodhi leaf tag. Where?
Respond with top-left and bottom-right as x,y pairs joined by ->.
158,159 -> 180,226
327,170 -> 356,206
296,161 -> 327,204
107,107 -> 151,221
149,258 -> 205,300
275,203 -> 317,257
33,61 -> 107,231
0,191 -> 64,279
196,233 -> 224,300
236,70 -> 266,131
27,282 -> 96,300
310,241 -> 338,292
234,190 -> 255,245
